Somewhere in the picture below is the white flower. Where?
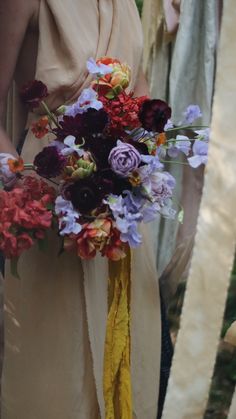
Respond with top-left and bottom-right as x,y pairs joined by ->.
61,135 -> 84,157
86,57 -> 113,76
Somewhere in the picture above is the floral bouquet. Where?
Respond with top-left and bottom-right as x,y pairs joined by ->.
0,57 -> 209,268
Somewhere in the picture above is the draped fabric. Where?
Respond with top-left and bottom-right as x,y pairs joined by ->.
2,2 -> 161,418
142,0 -> 218,297
162,0 -> 236,416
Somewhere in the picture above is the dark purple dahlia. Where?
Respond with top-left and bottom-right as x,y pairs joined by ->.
33,146 -> 66,178
85,135 -> 117,169
139,99 -> 172,133
65,175 -> 113,214
54,109 -> 108,142
82,108 -> 109,134
20,80 -> 48,110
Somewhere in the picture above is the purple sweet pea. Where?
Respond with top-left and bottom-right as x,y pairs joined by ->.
118,219 -> 142,248
183,105 -> 202,124
65,88 -> 103,117
167,135 -> 191,158
188,140 -> 208,168
108,140 -> 141,177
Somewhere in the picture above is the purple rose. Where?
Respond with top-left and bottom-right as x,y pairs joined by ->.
108,141 -> 141,177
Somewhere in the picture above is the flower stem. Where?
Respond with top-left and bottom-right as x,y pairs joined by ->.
41,101 -> 60,128
160,159 -> 189,166
166,125 -> 208,132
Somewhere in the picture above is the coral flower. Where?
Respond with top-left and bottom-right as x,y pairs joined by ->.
32,116 -> 49,139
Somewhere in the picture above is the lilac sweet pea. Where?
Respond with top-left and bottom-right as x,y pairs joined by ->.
188,140 -> 208,168
194,128 -> 210,142
183,105 -> 202,124
105,192 -> 143,247
65,88 -> 103,117
86,57 -> 113,76
164,119 -> 174,130
55,196 -> 82,235
167,135 -> 191,158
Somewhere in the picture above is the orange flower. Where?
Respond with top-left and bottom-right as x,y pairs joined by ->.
7,157 -> 24,174
156,132 -> 167,146
32,116 -> 49,139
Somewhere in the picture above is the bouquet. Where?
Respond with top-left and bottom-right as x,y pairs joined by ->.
0,57 -> 210,418
0,57 -> 209,268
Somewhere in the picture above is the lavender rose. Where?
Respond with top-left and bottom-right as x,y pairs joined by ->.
108,141 -> 141,177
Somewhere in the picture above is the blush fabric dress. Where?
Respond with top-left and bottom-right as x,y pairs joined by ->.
1,1 -> 161,418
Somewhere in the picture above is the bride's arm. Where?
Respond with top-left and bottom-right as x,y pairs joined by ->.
0,0 -> 38,156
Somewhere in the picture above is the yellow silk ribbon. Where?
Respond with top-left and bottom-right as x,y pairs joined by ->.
103,246 -> 132,419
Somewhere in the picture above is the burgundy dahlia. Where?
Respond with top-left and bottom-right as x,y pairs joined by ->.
139,99 -> 172,133
33,146 -> 66,178
20,80 -> 48,110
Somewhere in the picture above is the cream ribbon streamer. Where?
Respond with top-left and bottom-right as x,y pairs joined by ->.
162,0 -> 236,417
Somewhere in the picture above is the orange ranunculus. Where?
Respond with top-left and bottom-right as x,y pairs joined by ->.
32,116 -> 49,139
7,157 -> 24,174
93,57 -> 131,98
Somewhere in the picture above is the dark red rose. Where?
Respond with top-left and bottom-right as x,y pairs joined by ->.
139,99 -> 172,133
33,146 -> 66,178
20,80 -> 48,110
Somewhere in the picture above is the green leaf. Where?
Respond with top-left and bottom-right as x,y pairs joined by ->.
0,180 -> 4,190
10,258 -> 20,279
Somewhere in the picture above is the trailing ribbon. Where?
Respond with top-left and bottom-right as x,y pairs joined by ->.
103,245 -> 132,419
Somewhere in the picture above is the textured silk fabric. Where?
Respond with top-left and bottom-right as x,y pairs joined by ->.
2,2 -> 161,419
162,1 -> 236,417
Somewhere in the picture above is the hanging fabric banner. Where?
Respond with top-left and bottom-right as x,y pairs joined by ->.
162,0 -> 236,417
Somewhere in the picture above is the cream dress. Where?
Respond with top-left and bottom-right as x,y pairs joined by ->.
1,1 -> 161,418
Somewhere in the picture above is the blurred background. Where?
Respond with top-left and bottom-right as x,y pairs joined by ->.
136,0 -> 236,417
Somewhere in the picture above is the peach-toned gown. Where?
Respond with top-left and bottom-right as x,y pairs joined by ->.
2,1 -> 161,418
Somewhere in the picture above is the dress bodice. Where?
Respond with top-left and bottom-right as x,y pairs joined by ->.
34,0 -> 143,110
